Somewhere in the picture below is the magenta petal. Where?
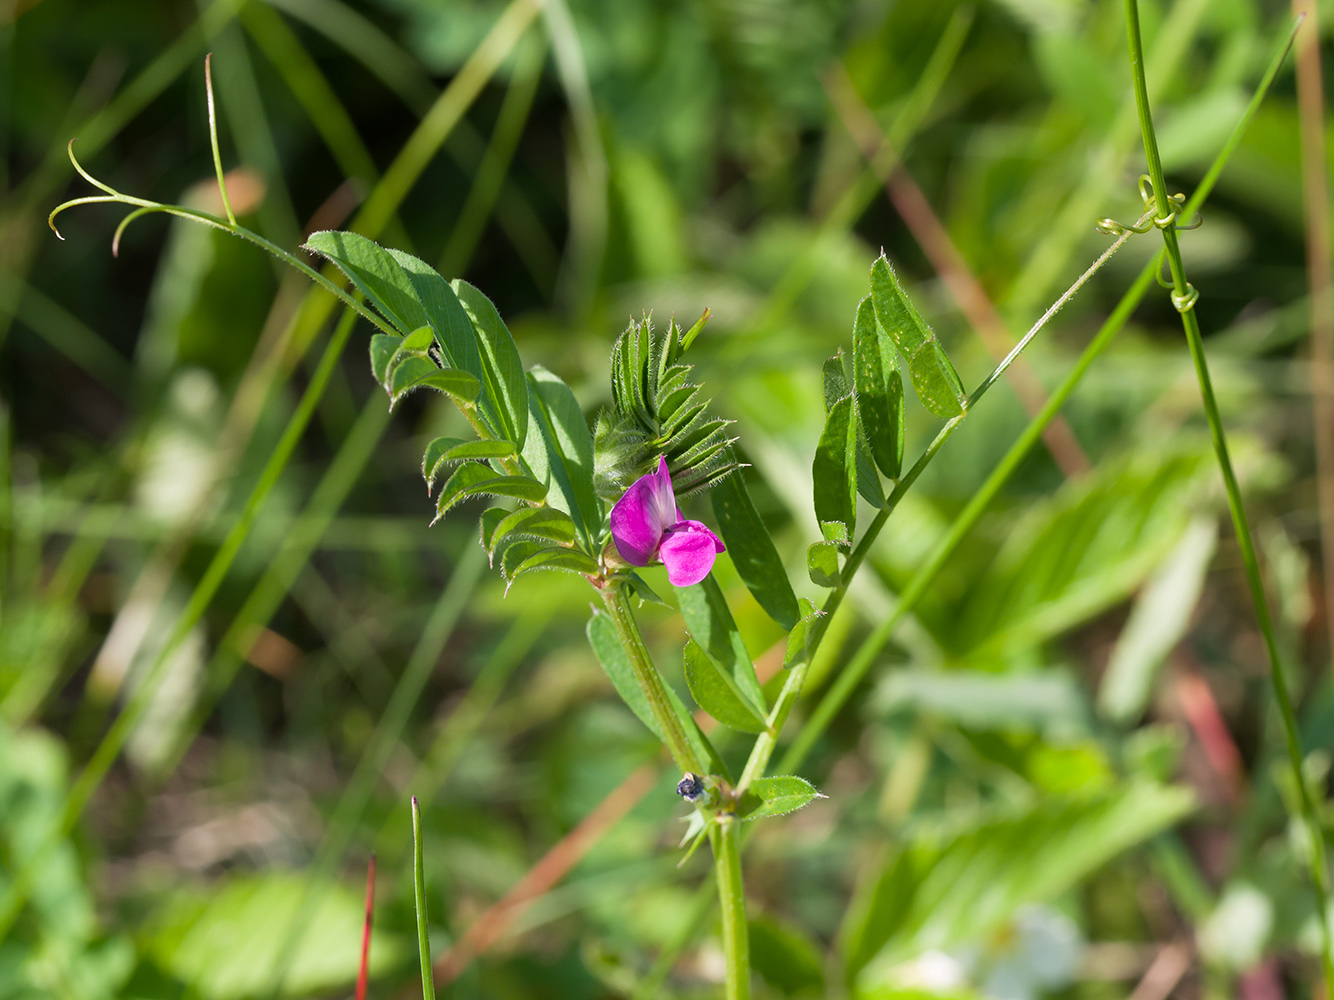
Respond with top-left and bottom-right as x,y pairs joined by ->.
609,458 -> 678,566
659,521 -> 725,587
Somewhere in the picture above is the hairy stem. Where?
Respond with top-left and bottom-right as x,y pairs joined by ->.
600,584 -> 702,775
1122,0 -> 1334,986
711,817 -> 750,1000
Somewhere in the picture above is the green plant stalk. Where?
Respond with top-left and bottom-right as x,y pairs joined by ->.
411,796 -> 439,1000
734,221 -> 1138,786
1121,1 -> 1334,986
0,303 -> 359,939
711,817 -> 750,1000
600,583 -> 701,775
773,6 -> 1299,776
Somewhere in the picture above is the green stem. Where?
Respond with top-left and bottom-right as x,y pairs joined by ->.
711,817 -> 750,1000
1122,1 -> 1334,987
600,584 -> 702,775
411,796 -> 439,1000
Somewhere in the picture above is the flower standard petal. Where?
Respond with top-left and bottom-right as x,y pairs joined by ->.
659,520 -> 726,587
610,464 -> 672,565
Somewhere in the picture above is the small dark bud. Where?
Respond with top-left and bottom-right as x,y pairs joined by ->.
676,772 -> 705,802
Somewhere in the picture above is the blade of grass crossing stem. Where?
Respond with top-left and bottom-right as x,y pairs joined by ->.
775,10 -> 1300,778
262,544 -> 486,996
0,303 -> 359,939
412,797 -> 439,1000
1119,3 -> 1333,987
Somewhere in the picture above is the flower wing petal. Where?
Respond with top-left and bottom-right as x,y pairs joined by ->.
659,520 -> 725,587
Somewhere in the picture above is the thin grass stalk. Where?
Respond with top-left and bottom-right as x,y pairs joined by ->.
412,797 -> 439,1000
1120,1 -> 1334,986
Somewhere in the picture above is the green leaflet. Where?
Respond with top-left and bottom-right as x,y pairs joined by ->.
479,507 -> 509,554
709,472 -> 800,630
433,464 -> 546,523
869,254 -> 967,419
305,230 -> 429,335
487,506 -> 578,558
586,611 -> 729,779
784,598 -> 823,670
737,775 -> 823,821
840,782 -> 1194,982
421,437 -> 517,493
807,541 -> 840,588
813,395 -> 857,537
510,547 -> 599,579
451,279 -> 531,451
822,352 -> 884,507
852,295 -> 905,479
385,248 -> 485,379
387,357 -> 481,410
682,638 -> 768,734
522,366 -> 599,547
676,575 -> 766,713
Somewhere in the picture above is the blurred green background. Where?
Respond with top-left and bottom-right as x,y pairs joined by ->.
3,0 -> 1334,997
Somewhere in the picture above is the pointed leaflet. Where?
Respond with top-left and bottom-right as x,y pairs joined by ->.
869,254 -> 966,419
807,541 -> 840,588
386,248 -> 485,379
422,437 -> 517,493
305,230 -> 428,334
813,395 -> 857,537
709,471 -> 800,630
737,776 -> 823,820
486,506 -> 577,557
677,575 -> 766,713
433,463 -> 546,522
510,547 -> 599,580
388,357 -> 480,410
784,598 -> 823,670
451,279 -> 530,449
586,611 -> 730,778
852,295 -> 905,479
822,351 -> 886,506
683,638 -> 768,734
522,365 -> 598,546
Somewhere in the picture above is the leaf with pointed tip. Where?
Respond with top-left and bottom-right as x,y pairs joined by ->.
434,464 -> 546,522
487,505 -> 577,555
677,576 -> 766,713
422,437 -> 517,492
511,547 -> 599,579
683,638 -> 768,734
451,280 -> 530,449
369,334 -> 400,386
808,541 -> 841,588
388,357 -> 481,409
305,230 -> 427,334
853,295 -> 905,479
823,349 -> 886,506
709,472 -> 799,631
814,395 -> 857,535
870,255 -> 966,419
522,366 -> 598,547
479,507 -> 508,554
587,611 -> 730,779
784,598 -> 824,670
738,776 -> 823,820
386,248 -> 485,380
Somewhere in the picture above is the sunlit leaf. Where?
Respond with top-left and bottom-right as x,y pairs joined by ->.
869,254 -> 966,419
709,471 -> 800,630
683,637 -> 767,734
451,279 -> 530,449
852,295 -> 905,479
738,775 -> 823,820
813,395 -> 857,536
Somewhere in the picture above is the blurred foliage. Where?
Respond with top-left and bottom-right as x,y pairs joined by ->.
3,0 -> 1334,997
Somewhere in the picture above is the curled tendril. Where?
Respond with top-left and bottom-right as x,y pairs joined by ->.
1097,175 -> 1199,237
1171,285 -> 1199,313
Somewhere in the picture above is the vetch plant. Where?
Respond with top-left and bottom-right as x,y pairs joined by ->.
42,11 -> 1333,995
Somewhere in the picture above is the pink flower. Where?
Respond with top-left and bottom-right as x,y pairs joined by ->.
610,457 -> 725,587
